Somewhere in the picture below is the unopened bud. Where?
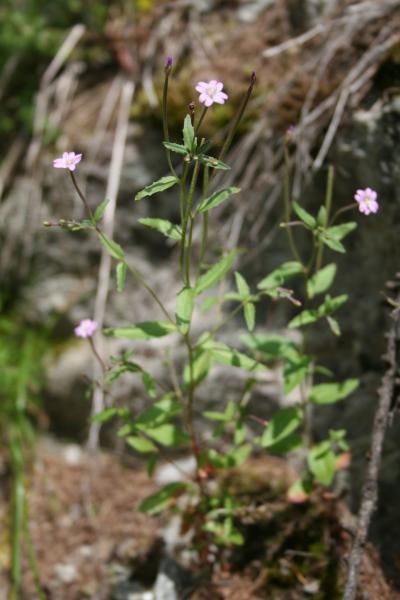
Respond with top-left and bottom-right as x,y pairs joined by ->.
165,56 -> 173,72
43,220 -> 52,227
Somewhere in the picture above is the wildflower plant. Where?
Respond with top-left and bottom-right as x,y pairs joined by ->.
48,58 -> 378,552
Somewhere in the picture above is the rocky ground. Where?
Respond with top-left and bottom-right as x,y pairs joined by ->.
0,438 -> 398,600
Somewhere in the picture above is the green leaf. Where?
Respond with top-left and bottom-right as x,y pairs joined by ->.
234,271 -> 250,296
200,296 -> 218,313
283,355 -> 311,393
106,321 -> 176,340
91,407 -> 128,423
264,432 -> 303,454
257,261 -> 303,290
320,234 -> 345,253
203,340 -> 265,371
288,308 -> 319,329
204,400 -> 237,422
287,477 -> 312,503
326,222 -> 357,241
261,407 -> 303,448
94,199 -> 109,223
143,424 -> 189,447
200,155 -> 231,170
99,233 -> 125,260
183,349 -> 212,386
195,250 -> 237,295
307,263 -> 336,299
242,334 -> 297,360
138,217 -> 182,241
116,262 -> 127,293
135,175 -> 179,202
134,396 -> 181,430
244,303 -> 256,332
317,205 -> 327,227
126,436 -> 158,453
163,141 -> 188,155
292,202 -> 316,229
326,315 -> 340,336
197,187 -> 241,214
235,272 -> 255,332
320,294 -> 348,316
310,379 -> 359,405
139,482 -> 187,515
308,443 -> 336,486
175,286 -> 195,334
183,114 -> 195,150
142,372 -> 157,399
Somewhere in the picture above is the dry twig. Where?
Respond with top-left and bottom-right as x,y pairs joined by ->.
343,290 -> 400,600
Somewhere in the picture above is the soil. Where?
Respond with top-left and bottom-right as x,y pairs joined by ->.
0,439 -> 398,600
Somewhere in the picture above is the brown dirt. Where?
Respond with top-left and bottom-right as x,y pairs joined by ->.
0,442 -> 398,600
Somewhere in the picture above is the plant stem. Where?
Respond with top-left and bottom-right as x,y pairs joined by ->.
195,106 -> 208,136
181,160 -> 200,286
162,64 -> 177,177
198,166 -> 210,277
329,202 -> 357,225
315,165 -> 334,273
218,72 -> 256,162
68,171 -> 173,322
283,147 -> 303,267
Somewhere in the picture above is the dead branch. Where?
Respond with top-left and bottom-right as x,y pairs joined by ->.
343,290 -> 400,600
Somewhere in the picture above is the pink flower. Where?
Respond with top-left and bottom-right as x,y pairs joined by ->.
354,187 -> 379,215
53,151 -> 82,171
195,80 -> 228,108
74,319 -> 98,338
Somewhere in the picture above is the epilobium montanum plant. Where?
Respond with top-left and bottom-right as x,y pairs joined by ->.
48,59 -> 379,552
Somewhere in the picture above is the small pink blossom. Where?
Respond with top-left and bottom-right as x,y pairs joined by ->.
195,80 -> 228,108
53,151 -> 82,171
74,319 -> 98,338
354,187 -> 379,215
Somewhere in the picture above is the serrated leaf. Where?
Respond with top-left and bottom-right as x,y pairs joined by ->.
183,114 -> 195,150
261,407 -> 303,448
310,379 -> 359,405
138,217 -> 182,241
106,321 -> 176,340
99,233 -> 125,260
292,202 -> 316,228
197,187 -> 240,214
135,175 -> 179,202
139,482 -> 187,515
94,199 -> 109,223
307,263 -> 337,299
116,262 -> 127,292
308,443 -> 336,486
257,261 -> 303,290
163,141 -> 188,155
126,436 -> 158,453
175,286 -> 195,334
195,250 -> 237,295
